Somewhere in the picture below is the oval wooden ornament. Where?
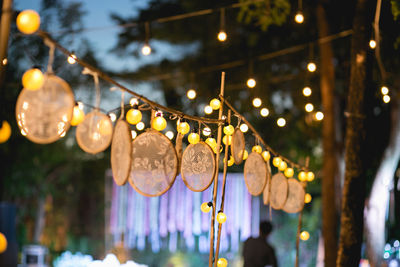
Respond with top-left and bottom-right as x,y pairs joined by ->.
129,130 -> 178,197
111,119 -> 132,186
270,172 -> 288,210
181,142 -> 216,192
15,74 -> 74,144
244,152 -> 267,196
231,128 -> 245,164
282,178 -> 305,213
263,161 -> 272,205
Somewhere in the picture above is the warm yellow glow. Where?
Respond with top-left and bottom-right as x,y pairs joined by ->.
225,156 -> 234,166
22,68 -> 44,90
177,121 -> 190,135
67,54 -> 77,64
252,98 -> 262,108
152,116 -> 167,131
278,161 -> 287,171
129,98 -> 139,106
298,171 -> 307,181
126,109 -> 142,125
304,193 -> 312,203
217,31 -> 227,42
307,172 -> 315,182
300,231 -> 310,241
202,127 -> 211,136
201,202 -> 212,213
141,44 -> 151,55
165,131 -> 174,140
210,99 -> 221,110
303,87 -> 312,97
243,150 -> 249,160
187,89 -> 197,100
216,212 -> 227,224
131,130 -> 137,139
2,58 -> 7,65
277,118 -> 286,127
381,86 -> 389,95
383,95 -> 391,103
284,168 -> 294,178
188,133 -> 200,144
16,10 -> 40,34
204,105 -> 213,114
262,151 -> 270,162
136,121 -> 145,131
272,157 -> 282,167
247,78 -> 256,88
0,232 -> 7,253
217,258 -> 228,267
223,125 -> 234,136
315,111 -> 324,121
222,135 -> 232,145
70,106 -> 85,126
109,113 -> 117,122
260,108 -> 269,117
307,62 -> 317,72
369,39 -> 376,49
252,145 -> 262,154
0,121 -> 12,143
98,118 -> 113,135
205,137 -> 216,147
294,12 -> 304,24
240,123 -> 248,133
305,103 -> 314,112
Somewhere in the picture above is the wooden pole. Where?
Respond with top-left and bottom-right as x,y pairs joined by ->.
208,72 -> 225,267
0,0 -> 12,87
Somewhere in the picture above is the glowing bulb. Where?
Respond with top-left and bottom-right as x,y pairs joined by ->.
252,145 -> 262,154
141,44 -> 151,55
202,127 -> 211,136
177,121 -> 190,135
126,109 -> 142,125
294,12 -> 304,24
284,168 -> 294,178
22,68 -> 44,90
217,31 -> 227,42
262,151 -> 270,162
300,231 -> 310,241
205,137 -> 216,148
70,105 -> 85,126
240,123 -> 248,133
0,121 -> 12,143
222,135 -> 232,145
130,98 -> 139,106
280,162 -> 289,173
252,98 -> 262,108
217,258 -> 228,267
272,157 -> 282,167
67,54 -> 77,64
201,202 -> 212,213
315,111 -> 324,121
260,108 -> 269,117
303,87 -> 312,97
16,10 -> 40,34
277,118 -> 286,127
383,95 -> 391,103
223,125 -> 234,135
109,112 -> 117,122
204,105 -> 213,114
188,133 -> 200,144
243,150 -> 249,160
307,62 -> 317,72
307,172 -> 315,182
305,103 -> 314,112
210,99 -> 221,110
0,232 -> 7,253
298,171 -> 307,181
131,130 -> 137,139
2,58 -> 7,65
369,39 -> 376,49
216,212 -> 227,224
247,78 -> 256,88
165,131 -> 174,140
152,116 -> 167,131
304,193 -> 312,203
136,121 -> 145,131
187,89 -> 197,100
381,86 -> 389,95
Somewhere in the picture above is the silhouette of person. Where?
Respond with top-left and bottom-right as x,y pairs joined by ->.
243,221 -> 278,267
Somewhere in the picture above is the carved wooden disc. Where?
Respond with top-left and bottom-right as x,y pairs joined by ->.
15,74 -> 74,144
270,172 -> 288,210
282,178 -> 305,213
129,130 -> 178,197
263,162 -> 272,205
244,152 -> 267,196
111,119 -> 132,186
231,128 -> 245,165
181,142 -> 216,192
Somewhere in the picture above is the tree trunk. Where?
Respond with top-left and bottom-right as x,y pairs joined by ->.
337,0 -> 374,265
316,3 -> 339,267
365,100 -> 400,267
33,196 -> 47,243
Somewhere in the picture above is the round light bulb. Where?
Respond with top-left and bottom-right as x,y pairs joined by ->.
129,98 -> 139,106
22,68 -> 44,91
272,157 -> 282,167
0,232 -> 7,253
216,212 -> 227,224
381,86 -> 389,95
202,127 -> 211,136
126,109 -> 142,125
252,145 -> 262,154
217,31 -> 227,42
294,12 -> 304,24
0,121 -> 12,143
210,99 -> 221,110
260,108 -> 269,117
225,156 -> 234,166
305,103 -> 314,112
178,121 -> 190,135
16,10 -> 40,34
217,258 -> 228,267
188,133 -> 200,144
277,118 -> 286,127
2,58 -> 7,66
204,105 -> 213,114
240,123 -> 248,133
70,105 -> 85,126
152,116 -> 167,131
383,95 -> 391,103
279,161 -> 288,171
307,62 -> 317,72
369,39 -> 376,49
262,151 -> 270,162
247,78 -> 256,88
315,111 -> 324,121
298,171 -> 307,181
141,44 -> 151,56
136,121 -> 145,131
187,89 -> 197,100
304,193 -> 312,203
243,150 -> 249,160
109,113 -> 117,122
222,135 -> 232,145
201,202 -> 212,213
284,168 -> 294,178
303,87 -> 312,97
252,98 -> 262,108
163,131 -> 173,140
223,125 -> 234,136
307,172 -> 315,182
300,231 -> 310,241
205,137 -> 216,148
67,54 -> 77,64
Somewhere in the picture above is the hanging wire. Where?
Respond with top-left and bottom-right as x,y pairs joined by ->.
44,38 -> 55,73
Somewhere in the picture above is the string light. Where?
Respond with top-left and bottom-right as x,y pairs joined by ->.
247,78 -> 256,88
177,121 -> 190,135
0,121 -> 12,143
260,108 -> 269,117
70,105 -> 85,126
307,171 -> 315,182
218,31 -> 227,42
186,89 -> 197,100
300,231 -> 310,241
277,118 -> 286,127
307,62 -> 317,72
304,193 -> 312,203
216,211 -> 227,224
302,87 -> 312,97
223,125 -> 234,135
210,98 -> 221,110
381,86 -> 389,95
369,39 -> 376,49
16,10 -> 41,34
67,53 -> 77,64
217,258 -> 228,267
284,167 -> 294,178
165,130 -> 174,140
298,171 -> 307,181
126,109 -> 142,125
131,130 -> 137,139
201,202 -> 212,213
315,111 -> 324,121
272,157 -> 282,167
204,105 -> 213,114
305,103 -> 314,112
243,150 -> 249,160
252,145 -> 262,154
109,113 -> 117,122
294,11 -> 304,24
262,151 -> 270,161
383,95 -> 390,103
202,127 -> 211,136
252,97 -> 262,108
240,123 -> 248,133
136,121 -> 145,131
188,132 -> 200,144
22,68 -> 44,91
2,58 -> 7,65
141,43 -> 151,56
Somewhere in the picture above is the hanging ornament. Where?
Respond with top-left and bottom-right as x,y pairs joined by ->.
22,68 -> 44,91
247,78 -> 256,88
252,145 -> 262,154
0,121 -> 12,143
0,232 -> 7,253
262,151 -> 270,162
272,157 -> 282,167
282,178 -> 305,213
16,10 -> 40,34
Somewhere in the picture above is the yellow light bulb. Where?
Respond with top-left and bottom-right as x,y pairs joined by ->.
222,135 -> 232,145
178,121 -> 190,135
205,137 -> 216,147
247,78 -> 256,88
67,54 -> 77,64
381,86 -> 389,95
298,171 -> 307,182
201,202 -> 212,213
305,103 -> 314,112
70,105 -> 85,126
141,44 -> 151,55
187,89 -> 196,100
202,127 -> 211,136
165,131 -> 174,140
307,62 -> 317,72
217,258 -> 228,267
152,116 -> 167,131
304,193 -> 312,203
16,10 -> 40,34
126,109 -> 142,125
272,157 -> 282,167
315,111 -> 324,121
262,151 -> 270,162
260,108 -> 269,117
252,145 -> 262,154
0,121 -> 12,143
278,161 -> 287,171
204,105 -> 213,114
22,68 -> 44,91
225,156 -> 234,166
294,12 -> 304,24
216,212 -> 227,224
188,133 -> 200,144
129,98 -> 139,106
217,31 -> 227,42
210,98 -> 221,110
369,39 -> 376,49
300,231 -> 310,241
240,123 -> 248,133
307,172 -> 315,182
383,95 -> 391,103
0,232 -> 7,253
277,118 -> 286,127
243,150 -> 249,160
136,121 -> 145,131
223,125 -> 234,135
303,87 -> 312,97
284,168 -> 294,178
252,97 -> 262,108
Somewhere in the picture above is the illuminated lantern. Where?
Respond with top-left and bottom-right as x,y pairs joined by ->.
284,168 -> 294,178
222,135 -> 232,145
136,121 -> 145,131
304,193 -> 312,203
126,109 -> 142,125
152,117 -> 167,131
16,10 -> 40,34
22,68 -> 44,91
70,105 -> 85,126
300,231 -> 310,241
0,121 -> 11,143
188,133 -> 200,144
298,171 -> 307,182
201,202 -> 212,213
177,121 -> 190,135
217,212 -> 227,224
